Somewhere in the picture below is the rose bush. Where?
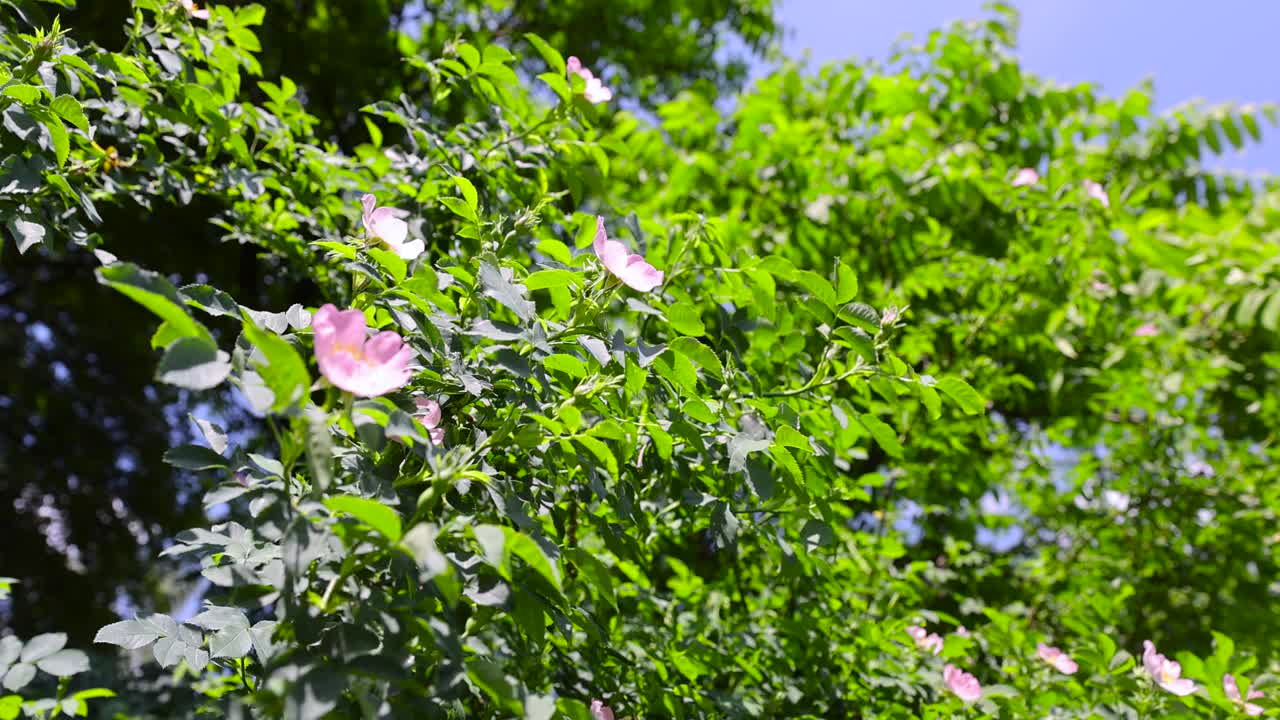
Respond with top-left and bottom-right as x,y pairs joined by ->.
3,0 -> 1280,717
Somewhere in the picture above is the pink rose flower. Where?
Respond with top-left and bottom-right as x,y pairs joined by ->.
905,625 -> 943,655
1011,168 -> 1040,187
1142,640 -> 1197,697
312,304 -> 413,398
592,216 -> 664,292
1036,643 -> 1078,675
566,56 -> 613,104
1134,322 -> 1159,337
1225,674 -> 1265,716
590,699 -> 614,720
944,664 -> 982,703
1084,179 -> 1110,209
361,194 -> 424,260
414,397 -> 445,445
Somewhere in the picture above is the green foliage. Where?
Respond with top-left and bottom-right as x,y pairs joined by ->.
4,0 -> 1280,718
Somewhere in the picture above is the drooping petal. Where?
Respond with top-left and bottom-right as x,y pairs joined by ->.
427,426 -> 445,445
583,78 -> 613,104
566,56 -> 582,74
593,216 -> 662,292
414,398 -> 442,428
368,208 -> 406,241
1142,640 -> 1164,676
1163,675 -> 1197,697
592,217 -> 628,272
1226,674 -> 1243,702
393,238 -> 426,261
618,255 -> 664,292
361,193 -> 378,226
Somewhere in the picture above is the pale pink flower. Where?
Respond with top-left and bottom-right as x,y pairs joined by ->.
955,626 -> 970,638
414,397 -> 445,445
1084,179 -> 1110,208
566,56 -> 613,104
361,194 -> 423,261
1134,322 -> 1159,337
1036,643 -> 1078,675
905,626 -> 943,655
1225,674 -> 1265,716
1091,280 -> 1112,293
592,216 -> 664,292
179,0 -> 210,19
312,304 -> 413,398
1143,640 -> 1197,697
590,699 -> 614,720
1011,168 -> 1040,187
944,664 -> 982,703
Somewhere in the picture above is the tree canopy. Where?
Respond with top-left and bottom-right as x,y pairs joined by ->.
2,0 -> 1279,717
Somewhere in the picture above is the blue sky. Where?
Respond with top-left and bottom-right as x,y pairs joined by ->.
772,0 -> 1280,171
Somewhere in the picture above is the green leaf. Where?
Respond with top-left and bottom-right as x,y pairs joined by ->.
839,303 -> 880,333
682,399 -> 716,423
575,436 -> 618,478
367,247 -> 407,284
858,413 -> 903,457
667,301 -> 705,336
7,217 -> 46,254
524,269 -> 579,290
835,262 -> 859,303
479,261 -> 535,322
303,406 -> 334,496
35,650 -> 89,677
20,634 -> 66,663
523,33 -> 566,75
99,264 -> 212,344
566,547 -> 615,609
467,658 -> 519,711
668,337 -> 723,380
208,624 -> 253,660
239,311 -> 309,412
2,664 -> 34,692
794,270 -> 837,310
936,376 -> 985,415
503,527 -> 562,593
40,112 -> 69,167
774,425 -> 811,452
440,196 -> 478,224
454,176 -> 478,211
324,495 -> 403,542
163,444 -> 228,471
1,85 -> 41,103
543,354 -> 587,378
49,95 -> 89,132
157,337 -> 231,390
191,416 -> 228,454
93,616 -> 169,650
